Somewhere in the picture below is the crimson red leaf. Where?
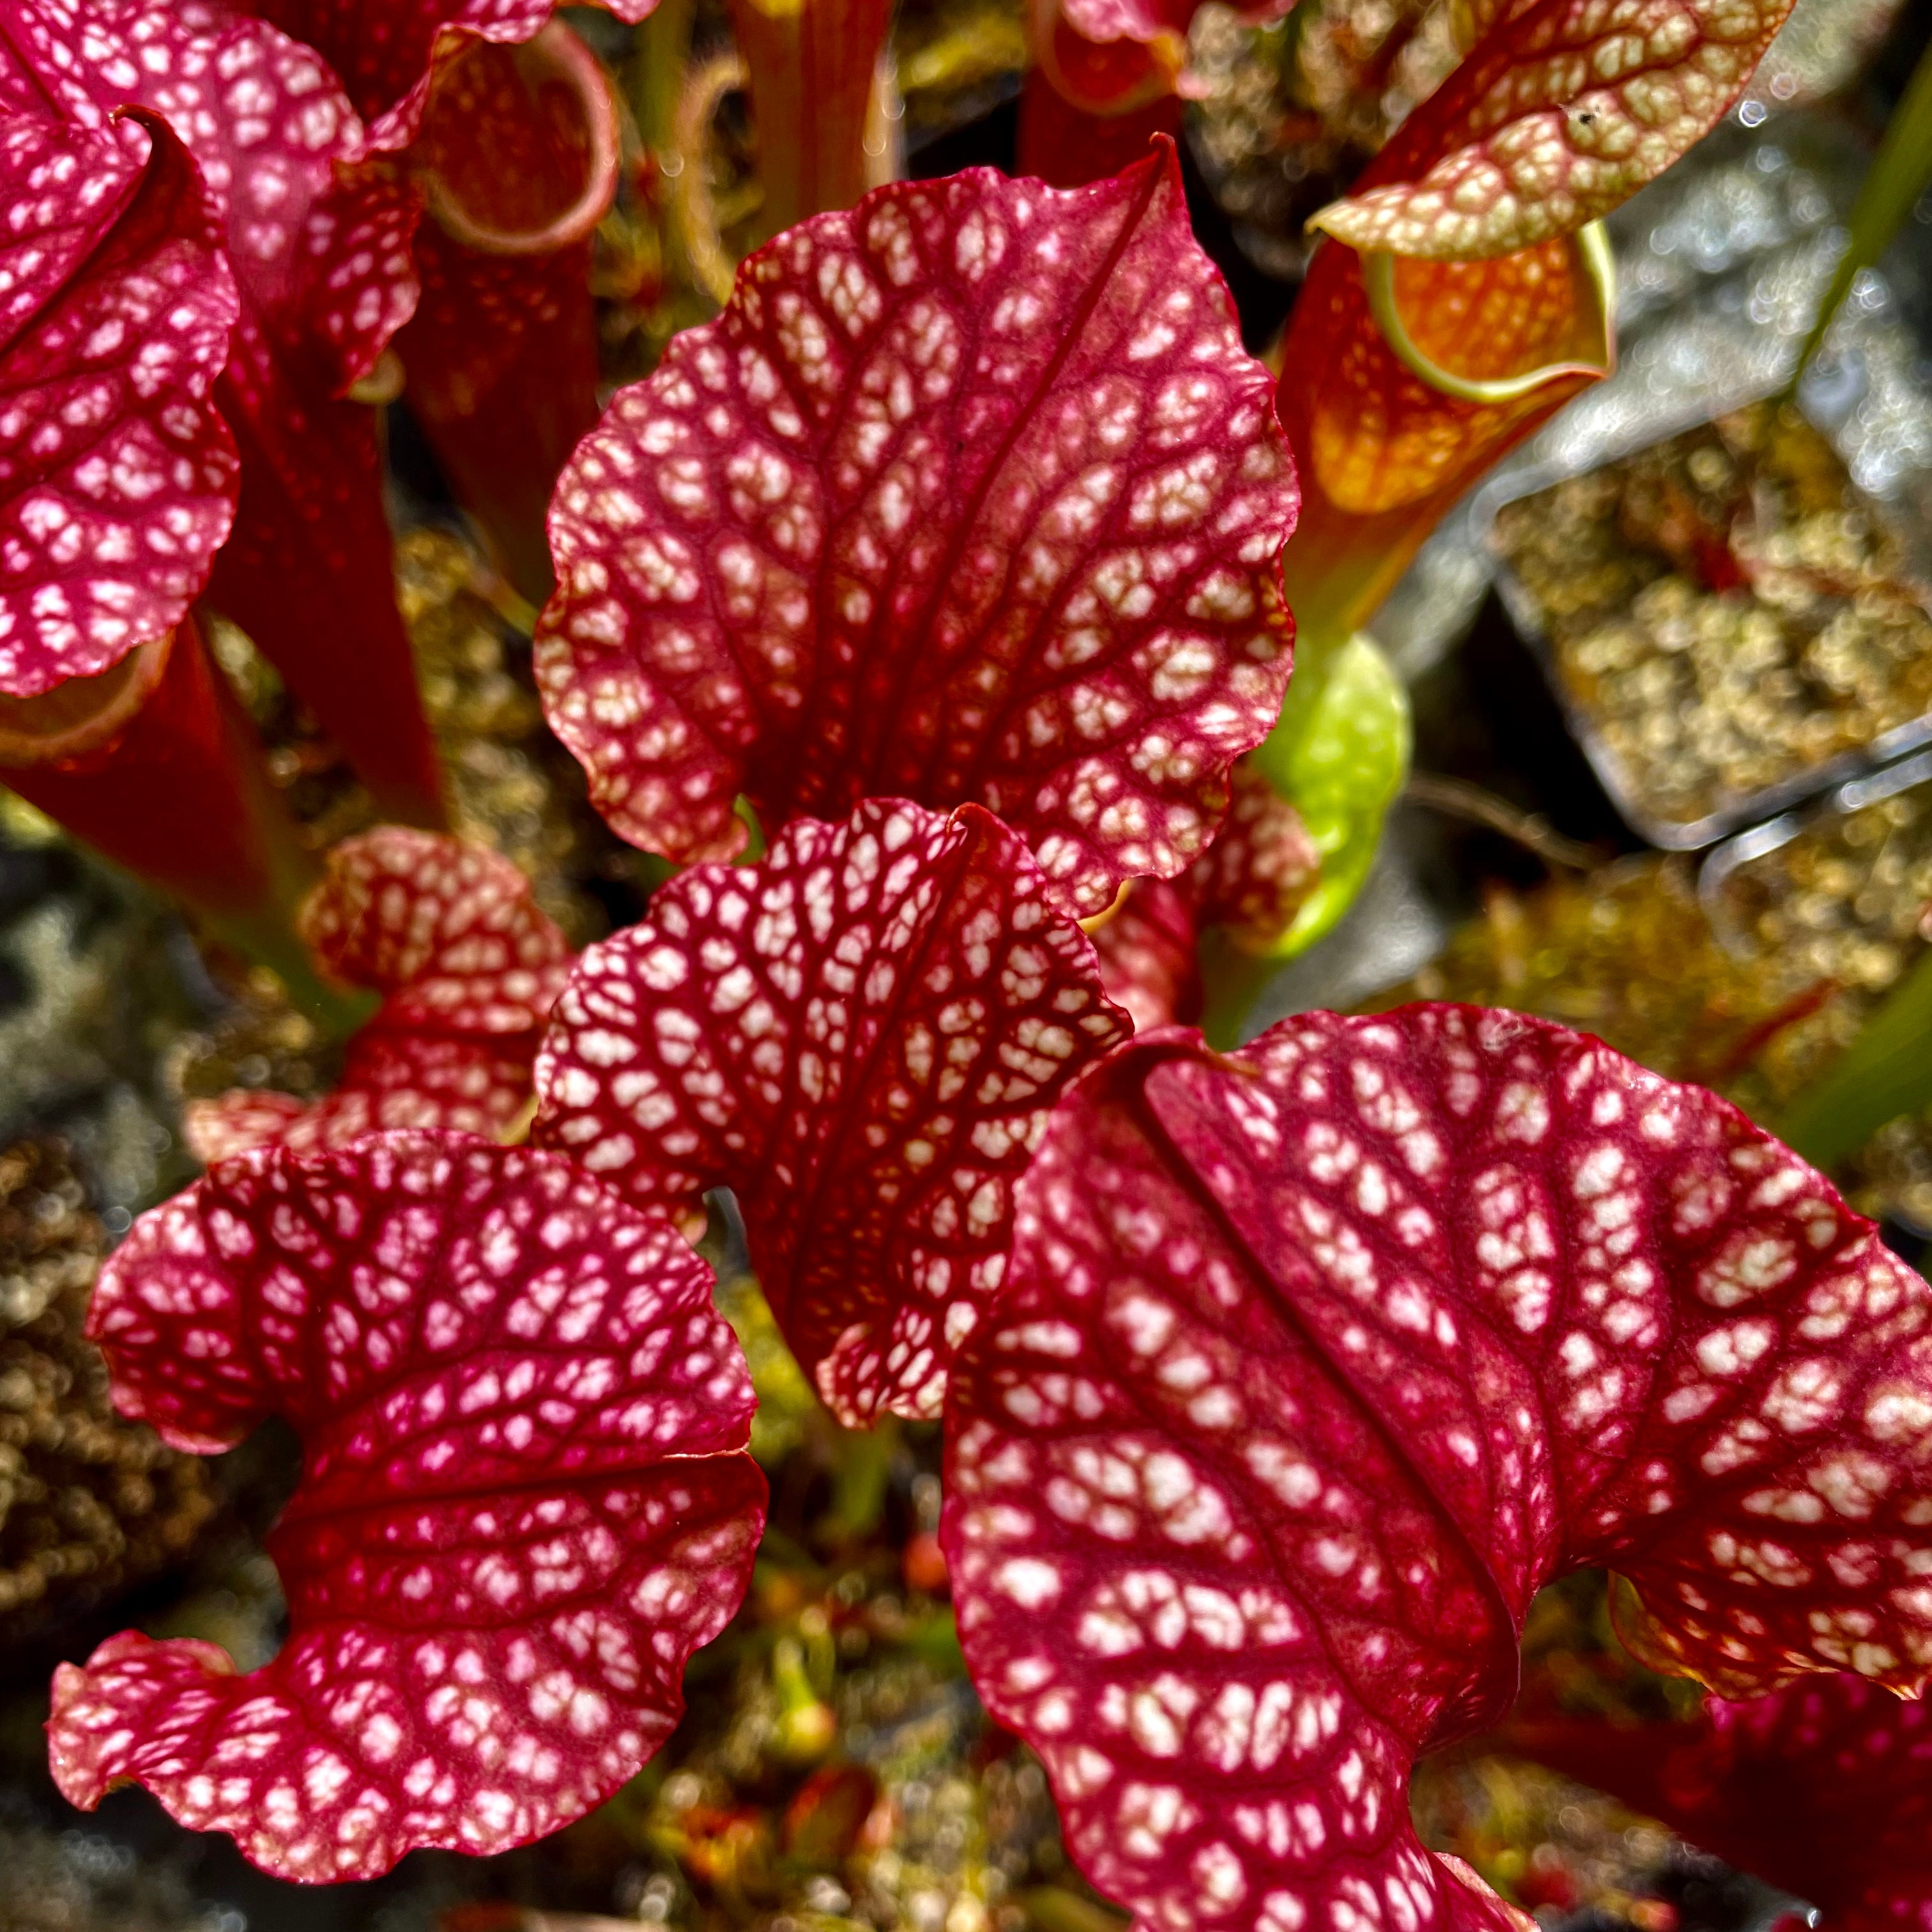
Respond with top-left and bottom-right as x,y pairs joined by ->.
1510,1677 -> 1932,1926
184,829 -> 571,1162
208,328 -> 452,827
4,4 -> 424,392
1,1 -> 447,824
0,114 -> 238,695
943,1006 -> 1932,1932
533,799 -> 1130,1425
1314,0 -> 1799,259
300,828 -> 569,1032
537,143 -> 1298,920
139,10 -> 442,824
48,1130 -> 765,1882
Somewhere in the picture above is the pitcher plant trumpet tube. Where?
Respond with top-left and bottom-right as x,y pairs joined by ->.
0,620 -> 368,1030
395,21 -> 625,603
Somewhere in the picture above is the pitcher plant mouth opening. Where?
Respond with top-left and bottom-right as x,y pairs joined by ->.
1278,220 -> 1619,648
0,634 -> 176,769
1361,220 -> 1617,408
1028,0 -> 1187,115
413,21 -> 622,257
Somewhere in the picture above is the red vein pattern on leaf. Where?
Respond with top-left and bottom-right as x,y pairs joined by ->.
0,3 -> 443,817
0,114 -> 238,694
183,830 -> 572,1162
1508,1677 -> 1932,1929
942,1006 -> 1932,1932
533,799 -> 1130,1425
1315,0 -> 1800,259
1089,877 -> 1202,1032
47,1130 -> 766,1883
537,143 -> 1299,921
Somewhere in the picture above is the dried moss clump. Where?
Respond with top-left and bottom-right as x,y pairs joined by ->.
0,1139 -> 211,1632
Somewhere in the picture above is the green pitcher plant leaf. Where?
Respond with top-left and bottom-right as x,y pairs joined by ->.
1248,629 -> 1413,960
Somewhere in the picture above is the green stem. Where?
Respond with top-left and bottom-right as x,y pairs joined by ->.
1776,947 -> 1932,1172
633,0 -> 696,155
1793,35 -> 1932,382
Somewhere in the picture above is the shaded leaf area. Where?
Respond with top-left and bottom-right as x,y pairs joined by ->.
1496,1595 -> 1932,1929
1248,632 -> 1409,958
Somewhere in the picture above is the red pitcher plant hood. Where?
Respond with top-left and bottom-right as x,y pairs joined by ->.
0,0 -> 649,815
47,1130 -> 765,1882
537,144 -> 1300,922
534,798 -> 1130,1427
0,111 -> 237,696
943,1006 -> 1932,1932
